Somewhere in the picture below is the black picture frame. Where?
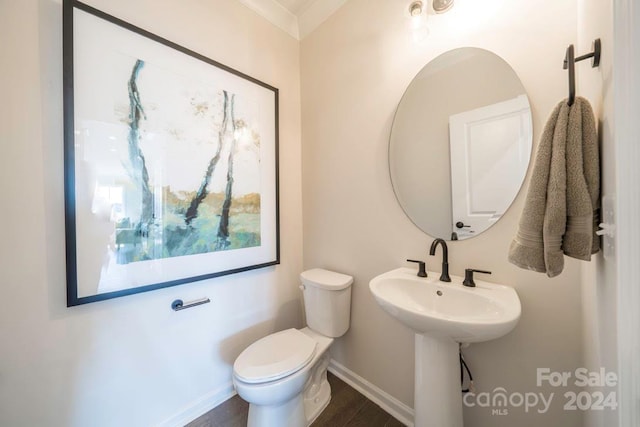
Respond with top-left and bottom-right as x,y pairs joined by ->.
63,0 -> 280,306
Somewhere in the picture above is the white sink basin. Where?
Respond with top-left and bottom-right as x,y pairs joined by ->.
369,267 -> 521,342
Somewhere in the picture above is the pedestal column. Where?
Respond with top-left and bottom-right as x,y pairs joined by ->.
414,334 -> 463,427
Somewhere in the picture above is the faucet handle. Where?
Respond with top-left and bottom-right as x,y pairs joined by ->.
407,259 -> 427,277
463,268 -> 491,287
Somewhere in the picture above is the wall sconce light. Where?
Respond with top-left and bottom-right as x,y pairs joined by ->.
409,0 -> 454,16
432,0 -> 454,13
408,1 -> 424,17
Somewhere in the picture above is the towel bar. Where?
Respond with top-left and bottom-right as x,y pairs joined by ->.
563,38 -> 601,106
171,297 -> 210,311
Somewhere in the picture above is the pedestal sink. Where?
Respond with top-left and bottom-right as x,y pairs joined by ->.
369,268 -> 521,427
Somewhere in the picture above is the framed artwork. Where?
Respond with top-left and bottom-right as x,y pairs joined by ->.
63,1 -> 279,306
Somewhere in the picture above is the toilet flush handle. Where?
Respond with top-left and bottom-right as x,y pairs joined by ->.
299,284 -> 306,291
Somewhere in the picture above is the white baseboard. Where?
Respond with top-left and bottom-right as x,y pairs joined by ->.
328,359 -> 414,427
156,381 -> 236,427
157,362 -> 414,427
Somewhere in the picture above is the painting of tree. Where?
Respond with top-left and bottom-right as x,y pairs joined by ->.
65,3 -> 278,305
112,58 -> 262,265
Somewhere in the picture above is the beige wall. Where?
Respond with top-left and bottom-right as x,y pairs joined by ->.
577,1 -> 618,427
0,1 -> 302,425
302,0 -> 585,425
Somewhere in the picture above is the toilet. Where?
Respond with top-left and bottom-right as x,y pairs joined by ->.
232,268 -> 353,427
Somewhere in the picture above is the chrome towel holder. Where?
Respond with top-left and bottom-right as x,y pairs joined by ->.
171,297 -> 211,311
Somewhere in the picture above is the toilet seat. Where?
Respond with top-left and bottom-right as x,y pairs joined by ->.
234,328 -> 317,384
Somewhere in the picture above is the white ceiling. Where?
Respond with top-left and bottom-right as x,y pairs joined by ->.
237,0 -> 348,40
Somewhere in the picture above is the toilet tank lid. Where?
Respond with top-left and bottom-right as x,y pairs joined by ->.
300,268 -> 353,290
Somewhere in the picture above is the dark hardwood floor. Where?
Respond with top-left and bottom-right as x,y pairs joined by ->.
187,372 -> 406,427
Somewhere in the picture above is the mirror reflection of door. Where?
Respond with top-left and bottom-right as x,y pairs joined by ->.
389,47 -> 533,241
449,95 -> 532,240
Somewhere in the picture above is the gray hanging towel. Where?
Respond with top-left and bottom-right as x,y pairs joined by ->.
563,97 -> 600,259
508,97 -> 600,277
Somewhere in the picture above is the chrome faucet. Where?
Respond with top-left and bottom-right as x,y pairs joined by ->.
429,238 -> 451,282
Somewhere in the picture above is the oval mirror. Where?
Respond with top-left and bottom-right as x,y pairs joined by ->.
389,47 -> 532,241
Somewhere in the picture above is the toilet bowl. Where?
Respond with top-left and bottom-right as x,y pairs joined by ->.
233,328 -> 333,426
232,269 -> 353,427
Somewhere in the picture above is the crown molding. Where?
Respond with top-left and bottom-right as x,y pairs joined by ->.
237,0 -> 300,39
297,0 -> 348,39
237,0 -> 348,40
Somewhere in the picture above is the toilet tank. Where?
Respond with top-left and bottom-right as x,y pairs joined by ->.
300,268 -> 353,338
